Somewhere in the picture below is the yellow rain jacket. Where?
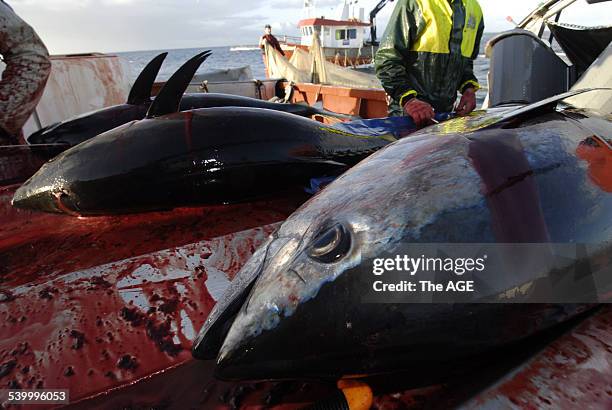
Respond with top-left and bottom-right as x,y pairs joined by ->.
374,0 -> 484,115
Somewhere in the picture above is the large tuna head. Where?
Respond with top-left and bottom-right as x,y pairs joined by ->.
194,130 -> 492,380
10,150 -> 70,213
12,120 -> 142,214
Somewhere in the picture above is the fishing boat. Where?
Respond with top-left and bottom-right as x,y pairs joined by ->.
292,0 -> 374,67
0,0 -> 610,408
264,0 -> 388,68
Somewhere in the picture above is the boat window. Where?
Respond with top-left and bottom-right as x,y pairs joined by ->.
336,29 -> 347,40
308,26 -> 314,35
348,29 -> 357,39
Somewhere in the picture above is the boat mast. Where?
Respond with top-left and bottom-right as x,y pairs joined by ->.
303,0 -> 316,18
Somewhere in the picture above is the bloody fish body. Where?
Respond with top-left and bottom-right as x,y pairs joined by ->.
193,106 -> 612,381
12,107 -> 393,215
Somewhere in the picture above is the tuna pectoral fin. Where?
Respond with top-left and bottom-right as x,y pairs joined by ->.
126,52 -> 168,105
146,51 -> 212,118
479,88 -> 607,131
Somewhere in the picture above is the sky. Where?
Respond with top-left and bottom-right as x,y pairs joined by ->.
9,0 -> 612,54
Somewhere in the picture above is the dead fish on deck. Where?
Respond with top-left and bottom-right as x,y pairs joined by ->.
26,52 -> 174,146
192,91 -> 612,381
27,53 -> 355,147
179,93 -> 357,122
12,54 -> 395,216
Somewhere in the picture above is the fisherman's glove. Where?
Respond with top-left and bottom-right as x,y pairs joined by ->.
402,98 -> 435,127
455,87 -> 477,116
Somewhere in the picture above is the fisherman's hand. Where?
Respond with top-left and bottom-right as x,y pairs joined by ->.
403,98 -> 435,127
456,88 -> 477,116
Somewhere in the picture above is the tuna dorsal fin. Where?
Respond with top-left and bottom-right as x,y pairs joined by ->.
146,51 -> 212,118
126,52 -> 168,105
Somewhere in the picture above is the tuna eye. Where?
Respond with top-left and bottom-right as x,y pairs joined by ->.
308,224 -> 351,263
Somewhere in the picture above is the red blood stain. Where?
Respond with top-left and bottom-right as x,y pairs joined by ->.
576,135 -> 612,192
0,213 -> 283,403
467,131 -> 550,242
0,185 -> 307,288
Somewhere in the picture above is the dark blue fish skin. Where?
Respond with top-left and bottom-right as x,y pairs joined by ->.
12,107 -> 393,215
26,93 -> 354,147
27,52 -> 168,147
194,109 -> 612,381
26,103 -> 149,146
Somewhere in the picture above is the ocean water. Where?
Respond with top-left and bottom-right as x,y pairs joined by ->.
116,47 -> 270,82
116,33 -> 495,104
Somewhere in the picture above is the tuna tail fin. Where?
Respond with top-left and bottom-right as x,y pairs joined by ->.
146,51 -> 212,118
126,52 -> 168,105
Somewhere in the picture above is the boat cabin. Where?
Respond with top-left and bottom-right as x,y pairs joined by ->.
298,18 -> 369,48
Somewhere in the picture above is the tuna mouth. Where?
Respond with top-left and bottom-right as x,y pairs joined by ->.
11,183 -> 77,215
192,234 -> 296,360
209,222 -> 357,379
52,191 -> 81,215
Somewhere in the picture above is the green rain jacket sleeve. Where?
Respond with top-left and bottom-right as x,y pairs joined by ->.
374,0 -> 421,107
458,17 -> 484,93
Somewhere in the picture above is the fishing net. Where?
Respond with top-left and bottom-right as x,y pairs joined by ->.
264,33 -> 382,90
264,43 -> 310,83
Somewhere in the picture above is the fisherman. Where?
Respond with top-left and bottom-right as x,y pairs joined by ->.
374,0 -> 484,126
259,24 -> 285,56
0,0 -> 51,145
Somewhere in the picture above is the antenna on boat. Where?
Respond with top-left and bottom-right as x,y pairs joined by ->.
304,0 -> 316,18
146,51 -> 212,118
126,52 -> 168,105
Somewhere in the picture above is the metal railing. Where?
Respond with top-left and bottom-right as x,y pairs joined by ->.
275,34 -> 302,44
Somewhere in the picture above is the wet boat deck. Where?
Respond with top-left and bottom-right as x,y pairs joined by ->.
0,183 -> 307,407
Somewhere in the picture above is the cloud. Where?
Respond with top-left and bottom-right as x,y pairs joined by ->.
8,0 -> 611,53
11,0 -> 278,52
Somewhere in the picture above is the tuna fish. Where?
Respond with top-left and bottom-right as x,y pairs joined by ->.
27,52 -> 354,147
12,54 -> 396,216
192,92 -> 612,381
26,52 -> 173,146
